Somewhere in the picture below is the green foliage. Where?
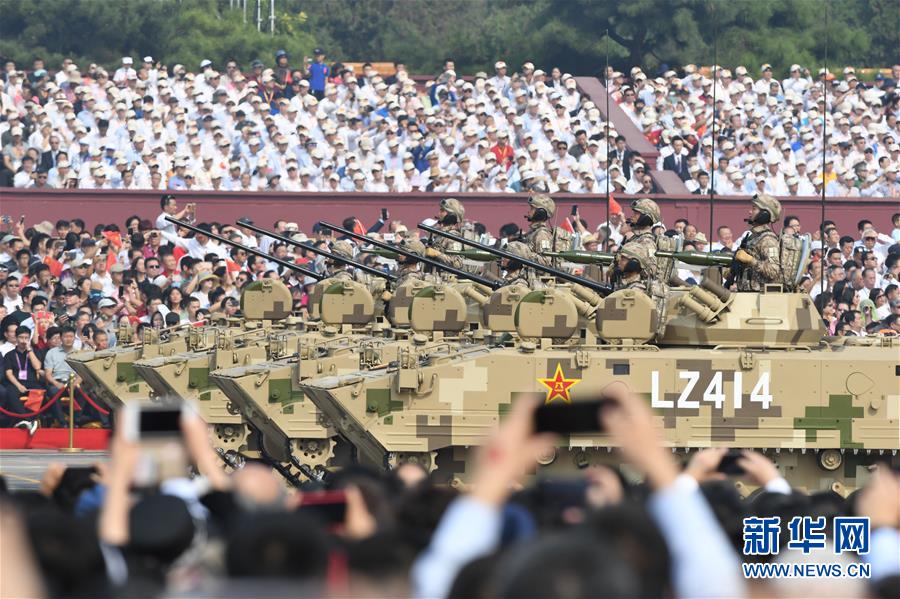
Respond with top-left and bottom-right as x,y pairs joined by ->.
0,0 -> 890,77
0,0 -> 315,71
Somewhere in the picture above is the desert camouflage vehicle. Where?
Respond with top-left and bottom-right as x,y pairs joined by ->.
209,271 -> 516,479
206,220 -> 512,479
299,235 -> 899,493
66,320 -> 190,410
132,279 -> 305,458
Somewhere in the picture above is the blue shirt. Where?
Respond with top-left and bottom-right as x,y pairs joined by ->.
308,62 -> 329,91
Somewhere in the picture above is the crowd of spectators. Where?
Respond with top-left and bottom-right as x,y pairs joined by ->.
608,63 -> 900,198
1,381 -> 899,598
2,53 -> 897,196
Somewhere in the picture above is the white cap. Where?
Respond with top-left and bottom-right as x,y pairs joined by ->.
200,59 -> 212,68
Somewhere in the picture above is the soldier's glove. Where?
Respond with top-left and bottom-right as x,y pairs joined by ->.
381,290 -> 393,302
734,249 -> 755,265
424,247 -> 441,259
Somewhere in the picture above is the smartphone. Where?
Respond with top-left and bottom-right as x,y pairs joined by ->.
297,490 -> 347,525
716,449 -> 747,475
121,403 -> 183,441
533,478 -> 589,510
381,208 -> 388,220
19,215 -> 26,224
534,398 -> 614,434
66,249 -> 78,259
571,205 -> 578,216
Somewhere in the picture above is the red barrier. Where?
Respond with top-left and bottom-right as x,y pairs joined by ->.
0,428 -> 110,450
2,188 -> 896,240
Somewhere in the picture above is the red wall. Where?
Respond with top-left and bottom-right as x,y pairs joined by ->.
2,188 -> 896,239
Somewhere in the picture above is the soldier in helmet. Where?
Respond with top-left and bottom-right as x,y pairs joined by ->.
324,240 -> 357,280
523,194 -> 556,266
394,238 -> 431,288
615,246 -> 650,292
613,198 -> 660,289
425,198 -> 467,270
502,241 -> 540,287
732,193 -> 783,291
324,239 -> 389,304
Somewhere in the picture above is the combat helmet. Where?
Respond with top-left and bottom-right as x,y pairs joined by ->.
751,193 -> 782,224
618,244 -> 650,273
528,194 -> 555,220
505,241 -> 532,259
400,238 -> 426,259
439,198 -> 465,225
330,240 -> 354,259
630,198 -> 661,226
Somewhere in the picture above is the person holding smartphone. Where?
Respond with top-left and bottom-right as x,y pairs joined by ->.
2,326 -> 47,433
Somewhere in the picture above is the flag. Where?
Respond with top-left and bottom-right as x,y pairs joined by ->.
43,255 -> 64,278
609,194 -> 623,215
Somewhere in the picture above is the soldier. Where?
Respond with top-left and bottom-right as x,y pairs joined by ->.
523,194 -> 556,266
425,198 -> 467,270
615,246 -> 649,292
502,241 -> 540,288
394,238 -> 431,289
328,239 -> 388,300
732,193 -> 783,291
324,240 -> 356,280
613,198 -> 660,289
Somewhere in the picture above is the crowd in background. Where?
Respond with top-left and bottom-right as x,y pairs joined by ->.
1,381 -> 898,598
1,53 -> 898,197
606,63 -> 900,198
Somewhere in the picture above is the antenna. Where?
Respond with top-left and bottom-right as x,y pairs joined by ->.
604,27 -> 611,251
819,0 -> 829,298
707,1 -> 718,253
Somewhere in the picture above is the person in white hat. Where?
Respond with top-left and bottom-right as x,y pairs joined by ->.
113,57 -> 135,86
488,60 -> 510,94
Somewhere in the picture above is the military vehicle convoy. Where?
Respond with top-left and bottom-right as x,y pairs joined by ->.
67,217 -> 899,492
297,226 -> 899,493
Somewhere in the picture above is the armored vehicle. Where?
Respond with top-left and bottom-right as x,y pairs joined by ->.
208,221 -> 508,478
298,231 -> 899,493
66,322 -> 190,410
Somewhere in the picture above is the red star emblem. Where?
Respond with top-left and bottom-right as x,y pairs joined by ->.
538,364 -> 580,404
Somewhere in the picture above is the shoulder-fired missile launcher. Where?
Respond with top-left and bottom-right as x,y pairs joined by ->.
299,278 -> 899,493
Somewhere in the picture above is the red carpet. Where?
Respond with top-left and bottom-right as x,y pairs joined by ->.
0,428 -> 110,450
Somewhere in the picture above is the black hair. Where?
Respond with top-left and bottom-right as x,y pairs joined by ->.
226,512 -> 330,579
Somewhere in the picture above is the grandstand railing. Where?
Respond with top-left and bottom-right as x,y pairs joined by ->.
4,188 -> 895,236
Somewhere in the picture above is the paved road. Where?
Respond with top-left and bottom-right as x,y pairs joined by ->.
0,451 -> 108,491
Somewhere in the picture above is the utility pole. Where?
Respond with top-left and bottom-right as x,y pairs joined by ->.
256,0 -> 262,32
242,0 -> 246,24
269,0 -> 275,35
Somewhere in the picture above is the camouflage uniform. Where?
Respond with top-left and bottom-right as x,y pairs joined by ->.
734,194 -> 783,292
427,198 -> 470,271
523,194 -> 556,267
734,226 -> 782,291
502,241 -> 540,287
615,245 -> 650,293
394,238 -> 432,288
613,198 -> 661,290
